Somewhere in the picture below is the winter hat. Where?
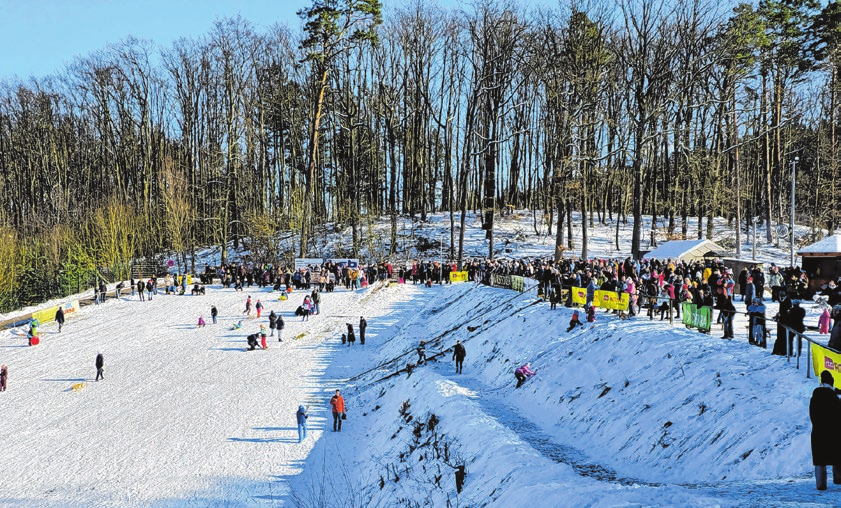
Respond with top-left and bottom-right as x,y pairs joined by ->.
822,370 -> 834,385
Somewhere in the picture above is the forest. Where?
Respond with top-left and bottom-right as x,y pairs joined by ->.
0,0 -> 839,310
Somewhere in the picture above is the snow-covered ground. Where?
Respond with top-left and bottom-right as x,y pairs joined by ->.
0,212 -> 838,507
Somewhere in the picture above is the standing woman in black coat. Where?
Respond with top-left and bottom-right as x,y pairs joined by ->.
811,370 -> 841,490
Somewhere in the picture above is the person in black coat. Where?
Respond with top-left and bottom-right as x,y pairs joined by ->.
95,353 -> 104,381
246,333 -> 260,350
346,323 -> 355,346
772,292 -> 792,355
773,300 -> 805,356
359,317 -> 367,345
210,305 -> 218,325
55,307 -> 65,333
269,310 -> 277,337
810,370 -> 841,490
452,340 -> 466,374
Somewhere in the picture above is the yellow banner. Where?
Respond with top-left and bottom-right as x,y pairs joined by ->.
594,290 -> 610,308
812,342 -> 841,388
449,271 -> 468,283
31,300 -> 79,325
616,292 -> 630,311
32,306 -> 58,325
572,288 -> 629,311
571,287 -> 587,306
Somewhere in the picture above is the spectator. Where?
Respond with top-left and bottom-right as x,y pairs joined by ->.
330,389 -> 346,432
810,370 -> 841,490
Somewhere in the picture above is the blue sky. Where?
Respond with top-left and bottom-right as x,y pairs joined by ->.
0,0 -> 312,79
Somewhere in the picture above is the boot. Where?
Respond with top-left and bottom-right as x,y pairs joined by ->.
817,465 -> 828,490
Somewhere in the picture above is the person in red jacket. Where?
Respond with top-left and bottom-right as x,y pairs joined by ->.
330,389 -> 346,432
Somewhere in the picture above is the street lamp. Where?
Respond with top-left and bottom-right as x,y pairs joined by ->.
790,156 -> 798,268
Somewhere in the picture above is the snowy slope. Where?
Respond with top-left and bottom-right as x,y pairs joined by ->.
0,211 -> 837,507
286,280 -> 836,507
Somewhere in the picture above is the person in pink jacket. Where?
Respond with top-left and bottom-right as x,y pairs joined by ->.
819,308 -> 832,334
515,363 -> 535,388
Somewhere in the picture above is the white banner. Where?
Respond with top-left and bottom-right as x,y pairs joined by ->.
294,258 -> 324,271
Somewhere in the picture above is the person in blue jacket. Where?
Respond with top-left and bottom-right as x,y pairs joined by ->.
296,405 -> 309,443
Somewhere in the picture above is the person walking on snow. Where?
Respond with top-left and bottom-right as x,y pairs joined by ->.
811,370 -> 841,490
255,299 -> 263,318
296,405 -> 309,442
55,306 -> 65,333
95,353 -> 104,381
137,280 -> 145,301
359,316 -> 367,345
0,364 -> 7,391
453,340 -> 466,374
244,296 -> 252,316
330,389 -> 346,432
210,305 -> 218,325
417,340 -> 426,364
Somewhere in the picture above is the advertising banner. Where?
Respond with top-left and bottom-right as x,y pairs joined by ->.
681,302 -> 712,332
589,290 -> 630,311
32,300 -> 80,325
332,259 -> 359,269
449,271 -> 469,283
491,274 -> 525,293
812,342 -> 841,387
595,290 -> 611,308
571,287 -> 587,306
295,258 -> 324,271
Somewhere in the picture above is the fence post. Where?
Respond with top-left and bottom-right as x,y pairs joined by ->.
807,337 -> 812,379
669,297 -> 673,326
786,329 -> 791,363
796,334 -> 801,370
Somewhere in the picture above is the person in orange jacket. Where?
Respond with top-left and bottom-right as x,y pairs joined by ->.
330,389 -> 346,432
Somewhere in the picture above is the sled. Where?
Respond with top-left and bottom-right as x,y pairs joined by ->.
29,336 -> 40,346
295,332 -> 308,340
279,294 -> 288,301
71,382 -> 85,392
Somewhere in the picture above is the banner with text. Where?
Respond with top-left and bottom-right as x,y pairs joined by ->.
681,302 -> 712,332
449,271 -> 469,283
492,274 -> 525,293
294,258 -> 325,271
572,288 -> 630,311
32,300 -> 80,326
811,342 -> 841,389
